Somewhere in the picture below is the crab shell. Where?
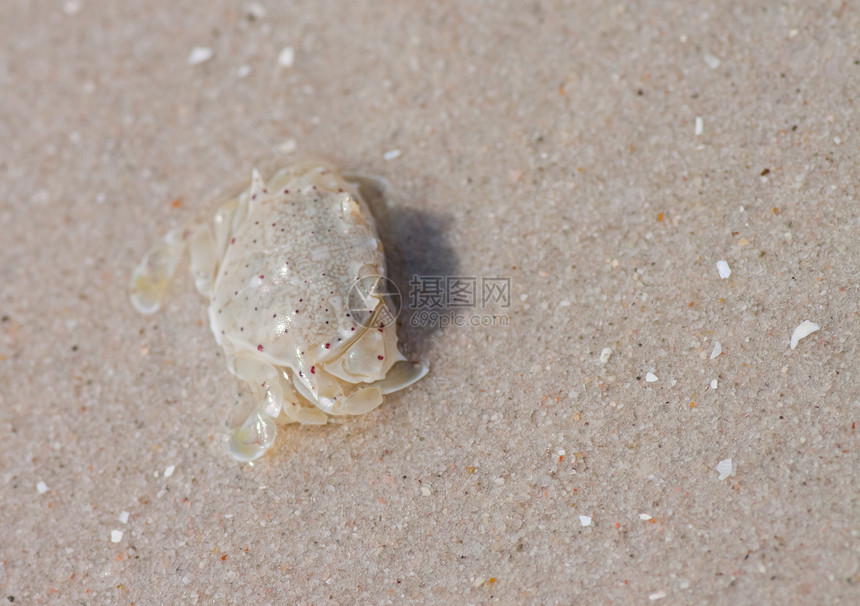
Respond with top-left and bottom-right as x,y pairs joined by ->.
131,162 -> 428,461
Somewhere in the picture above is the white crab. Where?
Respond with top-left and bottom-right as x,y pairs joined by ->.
130,161 -> 428,461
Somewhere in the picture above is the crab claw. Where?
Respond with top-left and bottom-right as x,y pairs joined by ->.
373,360 -> 429,395
129,227 -> 187,314
228,408 -> 277,462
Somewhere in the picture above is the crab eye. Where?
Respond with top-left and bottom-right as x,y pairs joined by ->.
340,193 -> 365,226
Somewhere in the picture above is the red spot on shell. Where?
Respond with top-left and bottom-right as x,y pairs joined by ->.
324,343 -> 331,349
259,275 -> 264,279
257,344 -> 264,351
310,366 -> 315,374
377,355 -> 384,360
231,238 -> 236,244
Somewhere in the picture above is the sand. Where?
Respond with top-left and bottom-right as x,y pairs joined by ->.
1,1 -> 858,603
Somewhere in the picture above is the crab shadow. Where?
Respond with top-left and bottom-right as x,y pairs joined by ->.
352,176 -> 460,358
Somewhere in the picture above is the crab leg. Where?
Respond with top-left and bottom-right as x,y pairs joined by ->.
129,227 -> 188,314
226,354 -> 283,462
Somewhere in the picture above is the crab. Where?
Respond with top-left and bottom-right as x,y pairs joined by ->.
130,161 -> 428,461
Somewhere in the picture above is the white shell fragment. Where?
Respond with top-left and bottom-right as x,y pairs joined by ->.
599,347 -> 612,364
245,2 -> 267,19
110,530 -> 123,543
645,372 -> 658,383
716,260 -> 731,279
704,53 -> 721,69
790,320 -> 820,350
579,515 -> 592,527
716,458 -> 733,481
710,341 -> 722,359
131,162 -> 429,461
187,46 -> 214,66
63,1 -> 82,16
277,46 -> 295,68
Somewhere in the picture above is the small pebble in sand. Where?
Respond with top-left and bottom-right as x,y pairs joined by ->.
383,149 -> 402,160
63,0 -> 82,15
36,481 -> 48,494
277,139 -> 297,154
716,458 -> 733,480
645,372 -> 658,383
790,320 -> 820,350
695,117 -> 703,136
278,46 -> 295,68
716,260 -> 731,279
188,46 -> 214,66
110,529 -> 124,543
119,511 -> 130,524
245,2 -> 267,19
579,515 -> 592,527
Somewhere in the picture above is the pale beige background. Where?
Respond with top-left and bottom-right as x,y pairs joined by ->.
1,1 -> 858,604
